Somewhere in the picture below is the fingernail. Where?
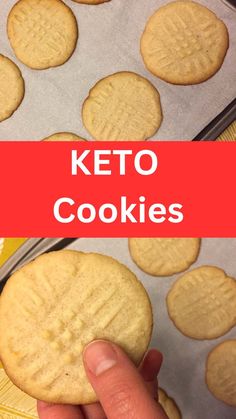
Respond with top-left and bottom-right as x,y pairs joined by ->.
83,340 -> 117,376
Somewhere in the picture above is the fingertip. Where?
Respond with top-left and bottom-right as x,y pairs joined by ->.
140,349 -> 163,382
83,340 -> 118,376
37,400 -> 83,419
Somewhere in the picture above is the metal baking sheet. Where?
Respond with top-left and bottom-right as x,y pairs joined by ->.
0,0 -> 236,141
64,237 -> 236,419
194,98 -> 236,140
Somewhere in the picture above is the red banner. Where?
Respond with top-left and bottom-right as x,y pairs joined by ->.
0,142 -> 235,237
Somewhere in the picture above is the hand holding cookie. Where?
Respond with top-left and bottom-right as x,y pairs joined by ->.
38,341 -> 167,419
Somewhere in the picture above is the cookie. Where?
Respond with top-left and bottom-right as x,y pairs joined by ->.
0,55 -> 24,122
140,1 -> 229,85
0,250 -> 153,404
206,340 -> 236,407
43,132 -> 86,141
7,0 -> 78,70
82,71 -> 162,141
128,238 -> 200,276
72,0 -> 110,4
158,388 -> 182,419
167,266 -> 236,339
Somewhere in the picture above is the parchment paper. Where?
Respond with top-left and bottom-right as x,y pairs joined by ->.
0,0 -> 235,141
66,238 -> 236,419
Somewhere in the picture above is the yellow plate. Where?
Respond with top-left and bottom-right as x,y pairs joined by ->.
0,363 -> 38,418
0,238 -> 27,267
216,120 -> 236,141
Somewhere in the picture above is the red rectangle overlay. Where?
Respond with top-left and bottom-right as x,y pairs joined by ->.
0,141 -> 235,237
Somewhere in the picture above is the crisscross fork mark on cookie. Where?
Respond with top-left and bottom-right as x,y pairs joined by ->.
0,251 -> 152,404
10,5 -> 66,55
128,238 -> 200,276
8,0 -> 78,69
141,1 -> 229,84
150,13 -> 216,71
176,279 -> 235,322
83,72 -> 162,140
20,290 -> 133,389
167,266 -> 236,339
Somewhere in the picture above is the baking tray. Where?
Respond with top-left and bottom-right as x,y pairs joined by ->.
0,238 -> 236,419
222,0 -> 236,11
194,0 -> 236,141
0,0 -> 236,141
193,98 -> 236,140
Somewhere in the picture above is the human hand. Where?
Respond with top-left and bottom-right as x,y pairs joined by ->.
38,340 -> 168,419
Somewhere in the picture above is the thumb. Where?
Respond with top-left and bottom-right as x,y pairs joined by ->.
83,340 -> 167,419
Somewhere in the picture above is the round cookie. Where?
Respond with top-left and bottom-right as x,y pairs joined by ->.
82,71 -> 162,141
43,132 -> 86,141
128,238 -> 200,276
0,55 -> 24,122
72,0 -> 110,4
167,266 -> 236,339
206,340 -> 236,407
158,388 -> 182,419
0,250 -> 153,404
7,0 -> 78,70
140,1 -> 229,85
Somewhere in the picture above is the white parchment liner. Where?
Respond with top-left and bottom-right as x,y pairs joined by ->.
0,0 -> 235,141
